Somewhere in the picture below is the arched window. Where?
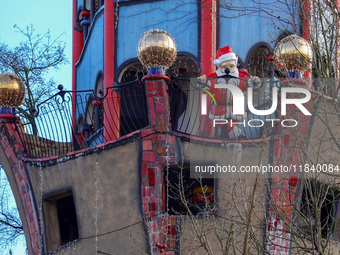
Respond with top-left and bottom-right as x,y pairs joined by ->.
84,0 -> 91,11
76,73 -> 104,146
76,115 -> 84,135
118,62 -> 145,83
116,57 -> 199,135
83,0 -> 102,21
247,46 -> 270,78
118,62 -> 148,136
94,73 -> 104,130
95,73 -> 104,98
167,56 -> 199,133
246,45 -> 279,138
78,8 -> 83,21
84,96 -> 95,139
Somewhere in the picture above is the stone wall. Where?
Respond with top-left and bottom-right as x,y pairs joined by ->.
26,141 -> 146,254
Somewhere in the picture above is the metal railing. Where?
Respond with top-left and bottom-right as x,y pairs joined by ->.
169,76 -> 280,139
13,75 -> 281,158
18,80 -> 148,158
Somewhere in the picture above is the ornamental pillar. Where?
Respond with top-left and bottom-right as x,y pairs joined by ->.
267,35 -> 314,254
199,0 -> 216,137
138,30 -> 177,255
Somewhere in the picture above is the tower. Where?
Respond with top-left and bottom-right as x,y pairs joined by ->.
1,0 -> 340,255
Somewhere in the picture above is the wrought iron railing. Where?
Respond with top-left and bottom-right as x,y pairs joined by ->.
14,75 -> 281,158
169,76 -> 280,139
18,80 -> 148,158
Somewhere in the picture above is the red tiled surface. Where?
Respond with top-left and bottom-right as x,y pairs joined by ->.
150,109 -> 156,120
148,167 -> 156,186
148,92 -> 158,97
0,119 -> 41,254
147,81 -> 157,92
148,98 -> 154,108
142,78 -> 177,253
155,103 -> 165,114
141,128 -> 154,138
143,140 -> 153,151
154,97 -> 164,104
269,88 -> 315,254
143,151 -> 156,162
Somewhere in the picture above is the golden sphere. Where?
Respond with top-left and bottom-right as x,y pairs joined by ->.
137,29 -> 177,69
274,34 -> 312,74
0,73 -> 26,108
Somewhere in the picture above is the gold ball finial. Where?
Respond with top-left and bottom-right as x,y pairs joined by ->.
274,34 -> 312,74
137,29 -> 177,70
0,73 -> 26,108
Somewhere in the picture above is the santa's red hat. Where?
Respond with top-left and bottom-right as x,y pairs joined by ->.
213,46 -> 238,66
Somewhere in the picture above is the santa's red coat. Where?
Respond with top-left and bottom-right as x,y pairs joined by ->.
199,70 -> 249,136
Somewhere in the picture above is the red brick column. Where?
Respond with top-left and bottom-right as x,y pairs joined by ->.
199,0 -> 216,136
141,75 -> 176,254
267,80 -> 314,254
0,115 -> 41,254
103,0 -> 120,141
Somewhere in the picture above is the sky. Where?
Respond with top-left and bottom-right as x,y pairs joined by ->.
1,0 -> 73,90
0,1 -> 72,254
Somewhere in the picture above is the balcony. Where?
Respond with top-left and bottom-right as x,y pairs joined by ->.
13,77 -> 279,159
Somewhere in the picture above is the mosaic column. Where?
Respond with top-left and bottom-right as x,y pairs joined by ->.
0,114 -> 42,254
140,74 -> 177,255
268,79 -> 314,254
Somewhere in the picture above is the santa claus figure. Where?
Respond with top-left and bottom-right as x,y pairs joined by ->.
198,46 -> 261,138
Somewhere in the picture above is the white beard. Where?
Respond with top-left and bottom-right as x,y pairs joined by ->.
229,69 -> 239,77
216,68 -> 239,77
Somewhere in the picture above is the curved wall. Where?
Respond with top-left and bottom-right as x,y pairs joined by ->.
26,142 -> 145,254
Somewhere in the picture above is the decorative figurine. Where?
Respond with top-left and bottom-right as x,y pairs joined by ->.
198,46 -> 261,138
